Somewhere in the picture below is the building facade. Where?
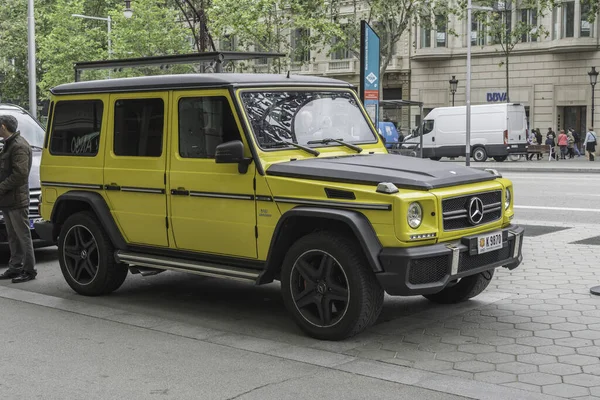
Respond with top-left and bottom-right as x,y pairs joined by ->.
411,0 -> 600,135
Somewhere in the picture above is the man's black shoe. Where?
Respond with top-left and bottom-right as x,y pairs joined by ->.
0,269 -> 22,280
12,272 -> 36,284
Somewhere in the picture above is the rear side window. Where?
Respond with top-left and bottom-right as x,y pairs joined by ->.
50,100 -> 103,156
113,98 -> 164,157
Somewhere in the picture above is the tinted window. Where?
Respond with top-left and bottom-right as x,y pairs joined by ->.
50,100 -> 103,156
178,97 -> 241,158
114,98 -> 164,157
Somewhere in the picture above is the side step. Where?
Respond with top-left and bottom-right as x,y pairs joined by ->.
115,251 -> 261,283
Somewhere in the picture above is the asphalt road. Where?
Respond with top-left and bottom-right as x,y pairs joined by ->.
506,172 -> 600,225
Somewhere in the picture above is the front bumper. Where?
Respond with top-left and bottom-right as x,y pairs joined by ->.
376,224 -> 524,296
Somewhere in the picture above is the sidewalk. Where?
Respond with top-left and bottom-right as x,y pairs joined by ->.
442,157 -> 600,174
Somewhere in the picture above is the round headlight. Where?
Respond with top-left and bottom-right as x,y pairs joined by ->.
505,188 -> 511,210
407,202 -> 423,229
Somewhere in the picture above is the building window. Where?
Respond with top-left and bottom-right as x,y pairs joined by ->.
581,2 -> 592,37
291,28 -> 310,63
420,25 -> 431,48
520,8 -> 538,42
331,26 -> 352,60
562,1 -> 575,38
50,100 -> 103,156
471,14 -> 486,46
113,98 -> 164,157
178,97 -> 242,159
492,7 -> 512,45
435,14 -> 447,47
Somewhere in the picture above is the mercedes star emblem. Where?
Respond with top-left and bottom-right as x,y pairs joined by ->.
468,197 -> 484,225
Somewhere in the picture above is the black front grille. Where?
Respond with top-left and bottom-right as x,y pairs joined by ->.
408,256 -> 449,285
442,191 -> 502,231
458,246 -> 511,273
29,189 -> 40,219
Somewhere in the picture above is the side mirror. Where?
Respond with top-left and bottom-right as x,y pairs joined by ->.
215,140 -> 252,173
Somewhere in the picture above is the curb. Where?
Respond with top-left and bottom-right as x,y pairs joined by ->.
468,166 -> 600,174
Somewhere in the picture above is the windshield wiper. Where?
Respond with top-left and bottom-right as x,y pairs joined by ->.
306,138 -> 363,153
266,140 -> 320,156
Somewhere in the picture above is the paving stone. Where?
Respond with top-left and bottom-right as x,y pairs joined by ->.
474,371 -> 517,384
548,310 -> 585,318
583,365 -> 600,376
517,354 -> 558,365
515,322 -> 552,331
443,320 -> 479,330
497,329 -> 533,338
345,348 -> 397,361
496,344 -> 535,355
555,338 -> 595,348
542,383 -> 590,398
573,331 -> 600,341
423,327 -> 460,337
552,322 -> 588,331
559,354 -> 600,366
440,335 -> 477,345
515,336 -> 554,347
454,360 -> 495,373
496,361 -> 538,374
534,330 -> 572,339
475,352 -> 515,364
412,360 -> 454,372
435,351 -> 476,363
537,345 -> 577,356
502,382 -> 542,393
497,315 -> 531,324
539,363 -> 582,376
518,372 -> 562,385
577,346 -> 600,357
591,386 -> 600,396
477,336 -> 516,346
439,369 -> 474,380
531,316 -> 567,324
402,333 -> 441,345
417,342 -> 458,353
457,344 -> 495,354
530,304 -> 563,311
515,309 -> 548,318
564,373 -> 600,387
460,328 -> 499,338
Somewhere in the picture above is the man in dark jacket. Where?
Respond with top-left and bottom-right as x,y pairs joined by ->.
0,115 -> 36,283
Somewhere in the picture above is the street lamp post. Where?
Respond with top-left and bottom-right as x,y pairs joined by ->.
27,0 -> 37,118
449,75 -> 458,107
588,66 -> 598,127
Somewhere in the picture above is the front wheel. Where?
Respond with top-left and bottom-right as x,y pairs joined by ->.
493,156 -> 507,162
472,147 -> 488,162
281,231 -> 384,340
423,269 -> 495,304
58,212 -> 128,296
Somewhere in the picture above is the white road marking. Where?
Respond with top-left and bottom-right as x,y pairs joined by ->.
515,205 -> 600,213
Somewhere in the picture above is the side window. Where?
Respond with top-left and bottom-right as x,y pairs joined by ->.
178,96 -> 242,159
49,100 -> 103,156
114,98 -> 164,157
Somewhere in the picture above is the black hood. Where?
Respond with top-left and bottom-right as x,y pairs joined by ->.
266,154 -> 496,190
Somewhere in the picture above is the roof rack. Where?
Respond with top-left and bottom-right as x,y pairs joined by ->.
74,51 -> 286,82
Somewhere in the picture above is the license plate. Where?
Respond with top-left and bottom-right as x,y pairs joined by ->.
478,232 -> 503,254
511,145 -> 518,148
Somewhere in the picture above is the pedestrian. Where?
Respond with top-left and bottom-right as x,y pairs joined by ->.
0,115 -> 36,283
571,128 -> 582,157
526,130 -> 535,160
567,129 -> 575,159
584,127 -> 597,162
535,128 -> 543,160
557,129 -> 568,160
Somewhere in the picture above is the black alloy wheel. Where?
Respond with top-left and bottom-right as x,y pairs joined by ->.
63,225 -> 99,285
289,250 -> 350,328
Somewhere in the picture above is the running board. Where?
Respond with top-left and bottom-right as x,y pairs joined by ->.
115,251 -> 261,283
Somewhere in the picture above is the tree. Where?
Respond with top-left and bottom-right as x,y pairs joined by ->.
458,0 -> 556,102
170,0 -> 216,52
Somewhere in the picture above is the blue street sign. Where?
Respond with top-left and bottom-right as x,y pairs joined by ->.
360,21 -> 380,127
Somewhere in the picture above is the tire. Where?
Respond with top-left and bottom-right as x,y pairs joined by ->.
423,269 -> 495,304
58,212 -> 128,296
281,231 -> 384,340
493,156 -> 507,162
508,154 -> 522,161
472,147 -> 487,162
430,157 -> 442,161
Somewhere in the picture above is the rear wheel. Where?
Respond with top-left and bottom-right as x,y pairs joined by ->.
58,212 -> 128,296
281,231 -> 384,340
472,147 -> 488,162
493,156 -> 507,162
423,269 -> 495,304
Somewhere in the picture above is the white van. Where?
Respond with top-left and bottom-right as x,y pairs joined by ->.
403,103 -> 528,162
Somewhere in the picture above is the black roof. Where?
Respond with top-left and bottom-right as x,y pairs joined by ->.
51,73 -> 352,95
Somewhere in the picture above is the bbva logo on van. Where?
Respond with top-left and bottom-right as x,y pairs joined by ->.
487,92 -> 507,102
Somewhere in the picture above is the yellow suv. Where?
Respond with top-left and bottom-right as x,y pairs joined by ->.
35,74 -> 523,340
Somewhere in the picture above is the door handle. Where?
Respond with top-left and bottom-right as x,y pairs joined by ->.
432,137 -> 435,142
105,183 -> 121,191
171,188 -> 190,196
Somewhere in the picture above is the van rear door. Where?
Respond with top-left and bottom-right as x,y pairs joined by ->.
507,105 -> 527,145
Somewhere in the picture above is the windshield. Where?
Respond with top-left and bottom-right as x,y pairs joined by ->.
0,109 -> 45,148
240,90 -> 377,149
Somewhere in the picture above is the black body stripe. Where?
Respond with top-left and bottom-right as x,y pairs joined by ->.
273,197 -> 391,211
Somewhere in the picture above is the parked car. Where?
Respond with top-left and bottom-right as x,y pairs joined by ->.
403,103 -> 529,162
35,75 -> 523,340
0,104 -> 51,248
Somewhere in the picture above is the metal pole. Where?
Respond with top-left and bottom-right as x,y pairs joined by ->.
419,103 -> 424,158
27,0 -> 37,118
107,16 -> 112,59
452,92 -> 455,107
592,84 -> 596,127
465,0 -> 472,167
